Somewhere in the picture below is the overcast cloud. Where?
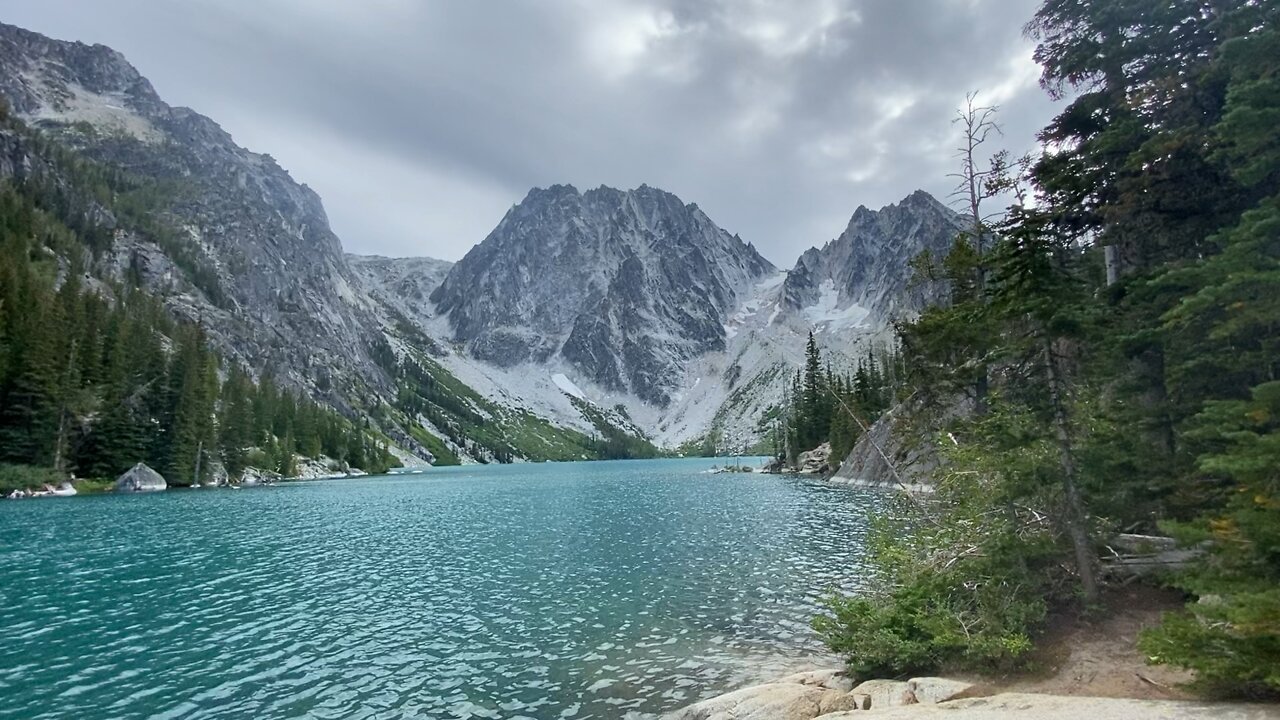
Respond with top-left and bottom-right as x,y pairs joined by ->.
0,0 -> 1060,265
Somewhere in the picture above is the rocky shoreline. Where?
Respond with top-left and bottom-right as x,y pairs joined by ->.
662,669 -> 974,719
660,668 -> 1280,719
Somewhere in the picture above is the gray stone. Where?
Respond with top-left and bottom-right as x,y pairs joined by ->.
796,442 -> 832,475
832,395 -> 971,491
908,677 -> 976,704
820,689 -> 869,713
664,682 -> 824,720
850,679 -> 915,709
114,463 -> 166,493
778,668 -> 854,693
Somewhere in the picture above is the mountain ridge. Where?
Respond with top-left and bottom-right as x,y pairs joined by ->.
0,18 -> 969,460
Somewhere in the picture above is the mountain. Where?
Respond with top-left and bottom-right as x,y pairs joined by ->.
0,20 -> 966,463
430,184 -> 776,405
782,189 -> 966,324
361,188 -> 965,453
0,21 -> 386,410
0,21 -> 654,467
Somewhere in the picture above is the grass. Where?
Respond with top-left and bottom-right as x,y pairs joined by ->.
71,478 -> 115,494
0,464 -> 67,493
408,424 -> 461,466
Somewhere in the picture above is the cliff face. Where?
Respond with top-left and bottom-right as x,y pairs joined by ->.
0,21 -> 387,409
430,184 -> 775,405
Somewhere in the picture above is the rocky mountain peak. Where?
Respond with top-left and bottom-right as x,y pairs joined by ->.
0,22 -> 166,122
431,183 -> 775,405
781,189 -> 966,324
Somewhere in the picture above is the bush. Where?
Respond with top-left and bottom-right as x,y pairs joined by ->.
1141,598 -> 1280,699
815,523 -> 1047,677
0,464 -> 66,492
814,405 -> 1081,678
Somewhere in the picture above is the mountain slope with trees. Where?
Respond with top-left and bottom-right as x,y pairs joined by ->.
0,107 -> 396,487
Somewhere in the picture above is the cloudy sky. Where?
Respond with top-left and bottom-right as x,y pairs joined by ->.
0,0 -> 1060,265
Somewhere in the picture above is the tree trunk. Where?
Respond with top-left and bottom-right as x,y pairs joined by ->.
1043,337 -> 1101,605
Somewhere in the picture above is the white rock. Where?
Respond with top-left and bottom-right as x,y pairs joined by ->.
908,677 -> 975,704
114,463 -> 166,492
850,679 -> 915,709
664,682 -> 824,720
778,668 -> 855,693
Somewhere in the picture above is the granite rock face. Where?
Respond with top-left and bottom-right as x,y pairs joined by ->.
782,190 -> 967,325
665,671 -> 984,719
431,184 -> 775,405
0,21 -> 390,408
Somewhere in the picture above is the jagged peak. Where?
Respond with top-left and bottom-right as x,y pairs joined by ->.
520,182 -> 700,208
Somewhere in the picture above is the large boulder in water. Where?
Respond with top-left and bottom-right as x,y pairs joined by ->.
795,442 -> 832,475
114,463 -> 166,492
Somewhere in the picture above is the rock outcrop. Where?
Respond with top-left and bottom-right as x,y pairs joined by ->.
796,443 -> 833,475
668,671 -> 1276,720
832,396 -> 973,491
830,405 -> 935,490
430,184 -> 775,406
665,670 -> 976,719
114,463 -> 166,492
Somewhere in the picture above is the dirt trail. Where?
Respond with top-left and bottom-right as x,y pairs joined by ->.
967,585 -> 1195,701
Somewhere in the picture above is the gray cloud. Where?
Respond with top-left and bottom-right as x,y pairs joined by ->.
0,0 -> 1059,265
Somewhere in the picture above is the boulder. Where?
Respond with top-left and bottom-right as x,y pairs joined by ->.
908,677 -> 975,704
204,460 -> 228,487
850,679 -> 915,709
239,466 -> 281,486
114,463 -> 166,492
664,682 -> 824,720
778,669 -> 854,693
820,690 -> 869,713
796,442 -> 832,475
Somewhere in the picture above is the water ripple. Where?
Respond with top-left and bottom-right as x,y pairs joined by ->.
0,458 -> 881,719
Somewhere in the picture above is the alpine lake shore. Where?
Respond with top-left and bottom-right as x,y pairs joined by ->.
8,458 -> 1275,719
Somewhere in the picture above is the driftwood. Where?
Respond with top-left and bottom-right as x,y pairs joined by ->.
1101,533 -> 1203,579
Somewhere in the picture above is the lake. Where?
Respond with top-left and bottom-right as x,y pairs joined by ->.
0,458 -> 883,719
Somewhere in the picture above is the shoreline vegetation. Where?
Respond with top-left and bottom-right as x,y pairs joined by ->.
755,0 -> 1280,707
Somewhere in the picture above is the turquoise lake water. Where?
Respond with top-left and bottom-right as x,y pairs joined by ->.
0,458 -> 884,719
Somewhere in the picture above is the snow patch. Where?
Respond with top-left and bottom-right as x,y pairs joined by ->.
802,280 -> 871,332
551,373 -> 586,400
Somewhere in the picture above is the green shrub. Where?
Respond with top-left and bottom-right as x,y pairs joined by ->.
0,464 -> 65,493
815,522 -> 1047,677
814,403 -> 1083,678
